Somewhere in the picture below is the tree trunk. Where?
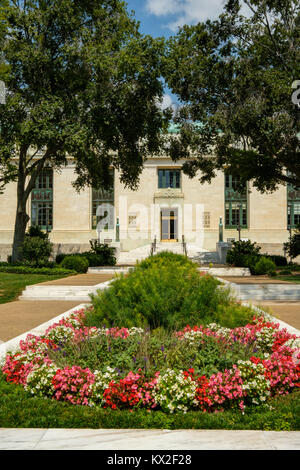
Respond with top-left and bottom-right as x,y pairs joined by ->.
11,148 -> 49,263
11,155 -> 30,264
11,193 -> 29,264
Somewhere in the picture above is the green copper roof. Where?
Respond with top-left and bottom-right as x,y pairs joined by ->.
167,121 -> 204,134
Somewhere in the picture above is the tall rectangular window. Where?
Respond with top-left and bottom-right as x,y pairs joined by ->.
287,182 -> 300,228
158,169 -> 181,189
225,174 -> 248,229
31,168 -> 53,230
92,172 -> 114,230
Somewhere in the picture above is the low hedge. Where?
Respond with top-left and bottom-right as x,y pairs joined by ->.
0,264 -> 76,276
60,255 -> 89,273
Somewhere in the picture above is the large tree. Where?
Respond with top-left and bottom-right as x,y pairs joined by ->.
163,0 -> 300,192
0,0 -> 168,262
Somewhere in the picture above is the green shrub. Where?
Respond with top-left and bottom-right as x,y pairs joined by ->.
138,251 -> 195,269
88,240 -> 116,266
254,257 -> 276,275
55,253 -> 68,264
85,254 -> 240,330
226,240 -> 261,272
268,271 -> 277,277
60,255 -> 89,273
56,241 -> 117,267
20,227 -> 53,267
26,225 -> 49,239
80,251 -> 110,267
279,269 -> 292,275
283,226 -> 300,260
214,303 -> 255,329
262,254 -> 288,267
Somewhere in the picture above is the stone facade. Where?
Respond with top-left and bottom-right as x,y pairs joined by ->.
0,158 -> 295,261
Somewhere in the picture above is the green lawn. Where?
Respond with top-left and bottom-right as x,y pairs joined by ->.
0,272 -> 72,304
275,274 -> 300,283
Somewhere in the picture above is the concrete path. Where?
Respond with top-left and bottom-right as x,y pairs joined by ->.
0,428 -> 299,450
0,273 -> 115,342
0,300 -> 84,342
38,273 -> 115,286
220,276 -> 293,284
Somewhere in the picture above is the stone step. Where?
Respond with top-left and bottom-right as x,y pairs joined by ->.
229,284 -> 300,301
116,243 -> 211,265
19,280 -> 112,301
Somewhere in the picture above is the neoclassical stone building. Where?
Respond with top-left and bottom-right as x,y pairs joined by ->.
0,154 -> 299,262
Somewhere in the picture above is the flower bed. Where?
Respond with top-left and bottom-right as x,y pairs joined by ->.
1,307 -> 299,414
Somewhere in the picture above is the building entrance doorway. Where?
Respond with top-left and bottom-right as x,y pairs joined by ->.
160,208 -> 178,241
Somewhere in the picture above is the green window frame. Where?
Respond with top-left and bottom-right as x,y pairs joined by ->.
92,173 -> 114,230
31,168 -> 53,231
225,175 -> 248,229
287,183 -> 300,229
158,169 -> 181,189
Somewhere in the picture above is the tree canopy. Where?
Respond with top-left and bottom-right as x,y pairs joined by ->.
163,0 -> 300,192
0,0 -> 168,261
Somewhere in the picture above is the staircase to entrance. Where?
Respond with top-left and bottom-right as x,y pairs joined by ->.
116,237 -> 210,265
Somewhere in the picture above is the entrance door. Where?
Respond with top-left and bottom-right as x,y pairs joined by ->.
161,209 -> 178,241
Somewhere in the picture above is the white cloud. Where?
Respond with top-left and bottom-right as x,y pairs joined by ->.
161,94 -> 174,109
146,0 -> 181,16
146,0 -> 252,31
158,94 -> 177,113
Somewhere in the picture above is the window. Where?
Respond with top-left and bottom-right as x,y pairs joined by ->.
158,169 -> 180,189
92,173 -> 114,230
31,168 -> 53,230
203,212 -> 211,228
287,182 -> 300,229
225,174 -> 248,229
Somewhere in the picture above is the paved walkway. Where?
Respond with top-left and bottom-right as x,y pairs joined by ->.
220,276 -> 294,284
0,428 -> 299,450
0,273 -> 116,342
39,273 -> 115,286
0,300 -> 84,342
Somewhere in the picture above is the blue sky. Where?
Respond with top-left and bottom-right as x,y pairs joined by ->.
124,1 -> 230,109
125,0 -> 228,37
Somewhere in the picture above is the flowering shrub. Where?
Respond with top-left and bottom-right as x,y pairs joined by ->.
25,362 -> 58,398
90,367 -> 120,406
237,360 -> 271,405
1,308 -> 299,413
153,369 -> 198,413
205,366 -> 245,411
52,366 -> 95,406
102,370 -> 158,410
